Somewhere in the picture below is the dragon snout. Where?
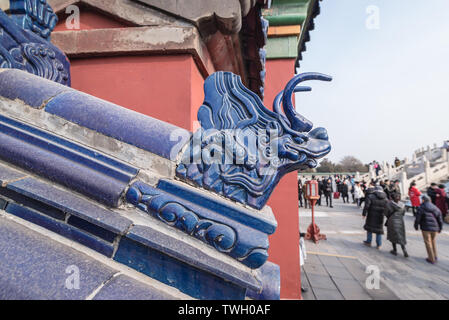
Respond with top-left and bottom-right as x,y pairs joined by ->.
308,127 -> 328,141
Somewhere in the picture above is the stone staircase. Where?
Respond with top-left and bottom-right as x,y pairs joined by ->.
357,142 -> 449,199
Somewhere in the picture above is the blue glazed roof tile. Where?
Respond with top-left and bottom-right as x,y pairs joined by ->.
0,215 -> 117,300
0,215 -> 185,300
7,177 -> 133,235
93,275 -> 180,300
44,89 -> 191,161
123,224 -> 261,292
0,69 -> 71,108
0,163 -> 27,187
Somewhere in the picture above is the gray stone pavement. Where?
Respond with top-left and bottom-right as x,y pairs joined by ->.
299,198 -> 449,300
301,252 -> 398,300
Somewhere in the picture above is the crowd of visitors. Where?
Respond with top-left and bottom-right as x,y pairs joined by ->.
298,174 -> 449,264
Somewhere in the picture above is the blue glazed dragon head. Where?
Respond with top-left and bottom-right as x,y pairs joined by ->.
177,71 -> 331,210
0,0 -> 70,85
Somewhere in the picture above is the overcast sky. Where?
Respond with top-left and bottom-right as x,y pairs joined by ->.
295,0 -> 449,165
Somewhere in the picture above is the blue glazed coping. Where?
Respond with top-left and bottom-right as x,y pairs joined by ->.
7,177 -> 133,235
0,216 -> 117,300
114,225 -> 259,300
44,90 -> 191,161
0,69 -> 70,108
5,203 -> 114,257
0,163 -> 27,186
126,181 -> 270,269
0,115 -> 138,207
246,262 -> 281,300
0,115 -> 138,179
157,179 -> 277,235
93,275 -> 180,300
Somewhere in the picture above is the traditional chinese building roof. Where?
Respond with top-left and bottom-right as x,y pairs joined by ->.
42,0 -> 271,98
263,0 -> 321,69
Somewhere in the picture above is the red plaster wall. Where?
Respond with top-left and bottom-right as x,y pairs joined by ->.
54,7 -> 128,32
264,59 -> 301,300
69,55 -> 204,131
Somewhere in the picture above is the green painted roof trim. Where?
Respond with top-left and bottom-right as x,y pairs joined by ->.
265,14 -> 306,26
263,0 -> 310,26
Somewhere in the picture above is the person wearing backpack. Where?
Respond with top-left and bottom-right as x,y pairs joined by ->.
414,195 -> 443,264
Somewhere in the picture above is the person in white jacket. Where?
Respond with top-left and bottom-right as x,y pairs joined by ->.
354,182 -> 365,208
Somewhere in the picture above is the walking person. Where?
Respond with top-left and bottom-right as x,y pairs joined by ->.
302,182 -> 309,209
427,183 -> 438,205
360,181 -> 367,207
408,181 -> 422,216
354,182 -> 364,208
389,180 -> 401,200
435,184 -> 448,218
350,176 -> 356,203
323,178 -> 333,208
414,195 -> 443,264
298,178 -> 304,208
374,161 -> 381,177
362,186 -> 389,249
386,193 -> 409,257
341,179 -> 349,204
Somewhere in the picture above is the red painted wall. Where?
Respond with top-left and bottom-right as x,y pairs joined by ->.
54,7 -> 206,131
54,7 -> 128,32
264,59 -> 301,300
69,55 -> 204,131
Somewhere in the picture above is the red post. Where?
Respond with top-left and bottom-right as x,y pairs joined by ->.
305,180 -> 327,243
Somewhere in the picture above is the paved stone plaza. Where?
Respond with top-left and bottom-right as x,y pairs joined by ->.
300,199 -> 449,300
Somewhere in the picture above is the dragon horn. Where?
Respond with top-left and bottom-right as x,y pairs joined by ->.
273,86 -> 312,122
282,72 -> 332,132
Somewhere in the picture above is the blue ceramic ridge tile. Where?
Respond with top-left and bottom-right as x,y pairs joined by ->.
93,275 -> 181,300
0,162 -> 27,187
126,181 -> 270,269
157,179 -> 277,234
0,215 -> 118,300
0,114 -> 139,206
124,224 -> 261,292
0,130 -> 129,207
114,237 -> 247,300
0,69 -> 71,108
5,202 -> 114,257
44,90 -> 191,161
0,114 -> 138,178
7,177 -> 133,235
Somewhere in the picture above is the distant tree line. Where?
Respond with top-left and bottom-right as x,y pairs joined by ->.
308,156 -> 369,173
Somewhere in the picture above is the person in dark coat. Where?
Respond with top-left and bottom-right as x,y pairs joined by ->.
426,183 -> 438,205
302,183 -> 309,209
298,178 -> 304,207
386,194 -> 408,257
414,195 -> 443,264
341,179 -> 349,203
363,186 -> 389,248
323,178 -> 333,208
389,180 -> 401,200
435,184 -> 448,217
